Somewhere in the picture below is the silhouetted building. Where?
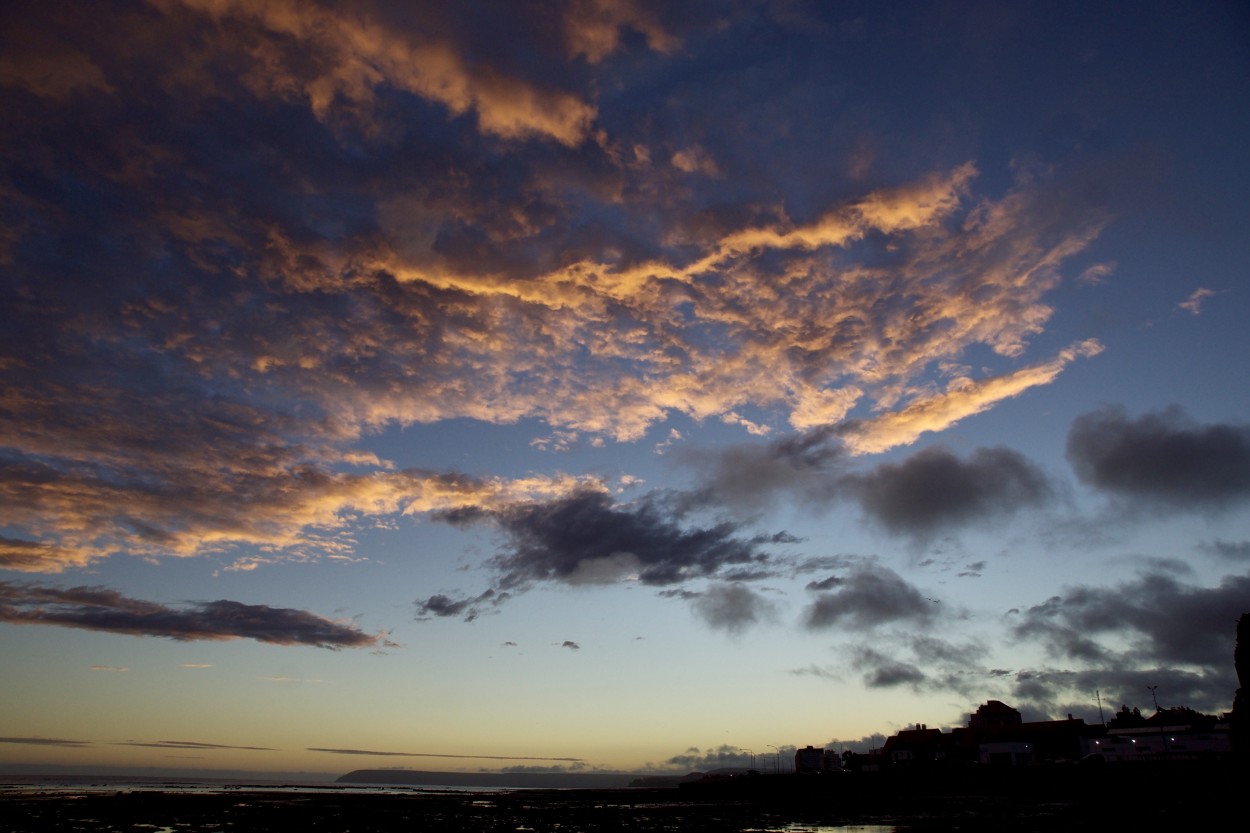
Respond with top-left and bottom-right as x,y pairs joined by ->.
793,745 -> 824,773
880,703 -> 1095,767
968,700 -> 1022,729
882,725 -> 947,765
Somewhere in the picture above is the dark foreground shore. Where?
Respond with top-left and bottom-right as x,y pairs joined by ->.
2,763 -> 1241,832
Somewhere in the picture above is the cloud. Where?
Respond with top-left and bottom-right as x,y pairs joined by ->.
689,583 -> 778,635
803,561 -> 936,631
0,1 -> 1110,577
308,747 -> 584,763
310,745 -> 587,760
0,582 -> 388,649
681,429 -> 847,513
656,744 -> 758,772
1177,287 -> 1217,315
851,646 -> 927,689
1066,406 -> 1250,508
90,665 -> 128,672
439,488 -> 771,591
842,446 -> 1052,536
839,340 -> 1103,454
802,633 -> 992,697
1200,540 -> 1250,560
0,736 -> 91,747
560,640 -> 581,650
151,0 -> 597,145
562,0 -> 680,63
415,590 -> 501,623
117,740 -> 274,751
1008,570 -> 1248,713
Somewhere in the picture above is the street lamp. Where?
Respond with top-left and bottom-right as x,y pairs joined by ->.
768,744 -> 780,774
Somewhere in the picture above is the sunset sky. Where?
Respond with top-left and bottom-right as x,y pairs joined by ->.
2,0 -> 1248,778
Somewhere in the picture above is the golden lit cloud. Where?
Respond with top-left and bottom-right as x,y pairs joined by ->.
562,0 -> 680,63
841,339 -> 1105,454
151,0 -> 596,145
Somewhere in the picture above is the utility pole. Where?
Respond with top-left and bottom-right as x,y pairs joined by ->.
1147,685 -> 1160,713
1096,689 -> 1106,726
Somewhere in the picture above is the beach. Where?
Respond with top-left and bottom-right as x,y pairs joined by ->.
2,765 -> 1240,832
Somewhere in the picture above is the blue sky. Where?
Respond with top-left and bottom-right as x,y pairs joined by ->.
2,0 -> 1248,776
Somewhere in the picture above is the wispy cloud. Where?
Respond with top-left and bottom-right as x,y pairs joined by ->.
0,582 -> 389,649
309,747 -> 585,763
1177,287 -> 1217,315
116,740 -> 275,751
0,736 -> 91,747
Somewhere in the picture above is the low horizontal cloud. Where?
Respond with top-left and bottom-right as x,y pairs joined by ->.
1066,406 -> 1250,508
0,582 -> 388,649
0,736 -> 90,747
117,740 -> 274,751
843,446 -> 1052,536
656,744 -> 763,772
308,747 -> 584,762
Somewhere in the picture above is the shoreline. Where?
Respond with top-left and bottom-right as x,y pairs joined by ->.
2,762 -> 1243,832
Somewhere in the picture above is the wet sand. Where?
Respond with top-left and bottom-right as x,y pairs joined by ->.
1,765 -> 1239,832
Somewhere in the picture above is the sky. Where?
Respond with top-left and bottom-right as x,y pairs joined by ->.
2,0 -> 1249,778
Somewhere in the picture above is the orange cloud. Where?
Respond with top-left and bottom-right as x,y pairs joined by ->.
840,339 -> 1105,454
151,0 -> 596,145
562,0 -> 679,63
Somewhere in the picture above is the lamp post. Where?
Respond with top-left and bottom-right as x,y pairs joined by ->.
768,744 -> 780,775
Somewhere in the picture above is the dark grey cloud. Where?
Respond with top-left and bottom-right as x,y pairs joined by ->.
1066,406 -> 1250,508
560,640 -> 580,650
803,562 -> 936,631
1007,570 -> 1248,714
805,633 -> 990,697
1009,666 -> 1231,722
0,582 -> 387,649
438,488 -> 772,591
689,583 -> 778,635
680,428 -> 846,513
0,736 -> 90,747
842,446 -> 1052,536
1012,570 -> 1249,668
1200,539 -> 1250,560
851,646 -> 928,689
415,589 -> 502,622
